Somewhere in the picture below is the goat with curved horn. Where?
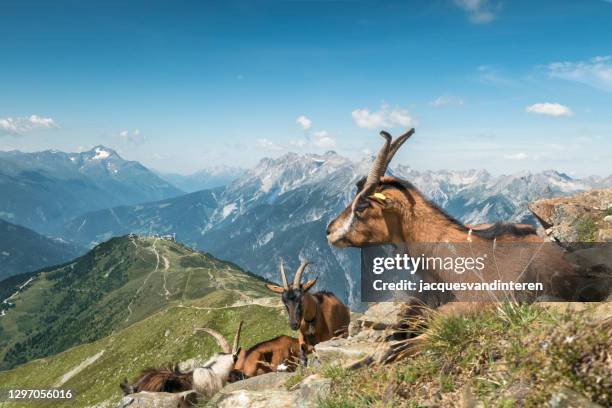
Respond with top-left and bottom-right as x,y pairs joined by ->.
327,128 -> 416,248
124,321 -> 244,398
326,127 -> 604,305
266,259 -> 350,366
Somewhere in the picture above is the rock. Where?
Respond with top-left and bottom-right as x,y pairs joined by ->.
529,189 -> 612,243
221,372 -> 295,393
357,302 -> 404,330
115,391 -> 198,408
598,229 -> 612,242
549,387 -> 604,408
604,215 -> 612,224
295,374 -> 331,405
212,374 -> 330,408
214,390 -> 294,408
314,335 -> 391,367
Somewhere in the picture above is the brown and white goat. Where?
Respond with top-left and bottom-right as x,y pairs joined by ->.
120,322 -> 242,398
326,129 -> 608,302
266,260 -> 351,365
231,335 -> 300,380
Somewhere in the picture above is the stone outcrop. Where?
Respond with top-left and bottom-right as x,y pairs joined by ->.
529,189 -> 612,243
209,372 -> 330,408
115,391 -> 198,408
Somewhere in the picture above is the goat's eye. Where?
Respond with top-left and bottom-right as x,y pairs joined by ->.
355,200 -> 370,213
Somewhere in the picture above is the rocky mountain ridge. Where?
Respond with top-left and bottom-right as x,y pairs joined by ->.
0,146 -> 183,233
61,152 -> 612,307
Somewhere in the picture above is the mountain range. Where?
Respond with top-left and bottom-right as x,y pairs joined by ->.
58,151 -> 612,307
159,166 -> 245,192
0,146 -> 183,234
0,219 -> 83,280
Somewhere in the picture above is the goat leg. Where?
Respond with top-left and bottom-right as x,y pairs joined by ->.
300,344 -> 308,367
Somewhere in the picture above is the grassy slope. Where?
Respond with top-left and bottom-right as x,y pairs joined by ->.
0,289 -> 292,408
315,303 -> 611,407
0,236 -> 274,370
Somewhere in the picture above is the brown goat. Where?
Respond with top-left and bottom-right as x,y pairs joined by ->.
326,128 -> 608,303
120,365 -> 192,395
232,335 -> 300,380
266,260 -> 351,366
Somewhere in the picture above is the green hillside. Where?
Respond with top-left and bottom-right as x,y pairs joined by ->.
0,289 -> 291,408
0,236 -> 275,370
0,218 -> 84,281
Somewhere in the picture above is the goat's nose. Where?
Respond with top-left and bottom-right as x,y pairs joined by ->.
326,222 -> 332,235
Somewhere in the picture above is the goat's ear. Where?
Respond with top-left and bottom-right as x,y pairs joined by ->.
302,277 -> 318,292
368,192 -> 395,210
266,284 -> 285,294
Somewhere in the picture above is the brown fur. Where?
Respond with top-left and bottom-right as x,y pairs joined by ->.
233,335 -> 300,379
328,176 -> 607,301
267,282 -> 351,364
298,290 -> 350,352
120,365 -> 192,395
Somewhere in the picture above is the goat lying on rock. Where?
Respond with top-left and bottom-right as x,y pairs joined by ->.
232,334 -> 300,380
266,260 -> 350,366
120,321 -> 242,398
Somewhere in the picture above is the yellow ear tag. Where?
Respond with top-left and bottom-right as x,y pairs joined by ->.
369,192 -> 387,202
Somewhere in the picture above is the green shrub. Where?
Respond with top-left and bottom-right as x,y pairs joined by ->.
575,216 -> 597,242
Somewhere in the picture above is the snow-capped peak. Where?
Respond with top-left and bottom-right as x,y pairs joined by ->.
92,148 -> 111,160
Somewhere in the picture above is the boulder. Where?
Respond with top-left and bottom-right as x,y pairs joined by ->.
529,189 -> 612,243
221,372 -> 295,393
115,391 -> 198,408
212,374 -> 330,408
314,336 -> 390,366
549,387 -> 604,408
356,302 -> 404,330
598,229 -> 612,242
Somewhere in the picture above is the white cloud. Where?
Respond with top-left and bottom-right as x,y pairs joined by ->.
312,130 -> 336,148
504,152 -> 528,160
547,56 -> 612,92
0,115 -> 58,135
296,115 -> 312,130
525,103 -> 573,117
430,95 -> 465,108
454,0 -> 499,24
256,138 -> 283,151
118,129 -> 146,144
351,104 -> 415,129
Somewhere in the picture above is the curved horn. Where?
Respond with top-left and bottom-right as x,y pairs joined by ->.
383,128 -> 414,171
280,260 -> 289,290
232,321 -> 243,354
195,328 -> 230,353
365,131 -> 392,192
352,131 -> 391,211
293,261 -> 311,287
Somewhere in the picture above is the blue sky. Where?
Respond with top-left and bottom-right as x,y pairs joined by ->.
0,0 -> 611,176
